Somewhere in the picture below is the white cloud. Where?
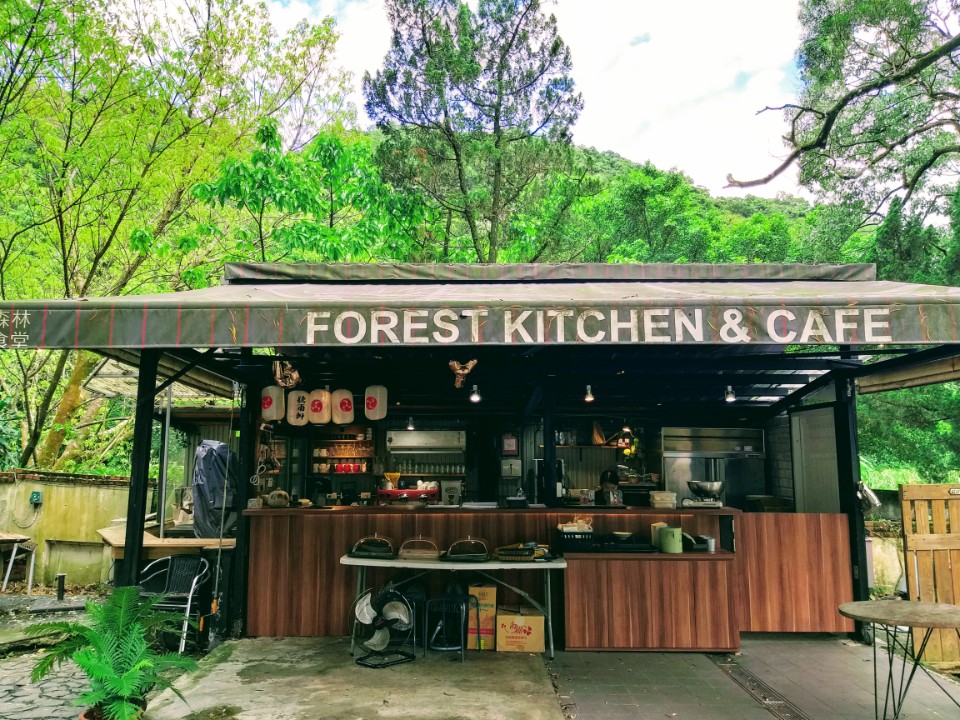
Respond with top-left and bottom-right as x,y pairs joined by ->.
267,0 -> 804,197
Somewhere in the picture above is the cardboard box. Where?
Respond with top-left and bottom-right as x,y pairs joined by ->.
467,584 -> 496,650
495,605 -> 545,653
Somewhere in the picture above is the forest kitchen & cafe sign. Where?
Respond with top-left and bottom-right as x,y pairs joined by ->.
0,304 -> 904,348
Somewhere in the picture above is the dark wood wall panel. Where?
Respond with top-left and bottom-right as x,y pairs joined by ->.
738,513 -> 853,632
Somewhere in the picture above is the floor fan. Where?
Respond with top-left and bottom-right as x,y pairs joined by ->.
350,587 -> 416,668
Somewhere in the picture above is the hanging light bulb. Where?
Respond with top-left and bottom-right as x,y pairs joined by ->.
725,385 -> 736,403
584,384 -> 594,403
470,385 -> 481,403
407,416 -> 415,430
622,419 -> 631,434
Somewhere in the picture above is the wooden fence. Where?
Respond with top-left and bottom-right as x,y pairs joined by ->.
900,483 -> 960,671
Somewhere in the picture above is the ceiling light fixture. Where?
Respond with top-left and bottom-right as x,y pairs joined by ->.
407,416 -> 415,431
725,385 -> 736,403
622,419 -> 631,434
584,385 -> 595,403
470,385 -> 481,403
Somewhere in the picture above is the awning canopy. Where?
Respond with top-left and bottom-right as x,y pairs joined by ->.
2,262 -> 960,350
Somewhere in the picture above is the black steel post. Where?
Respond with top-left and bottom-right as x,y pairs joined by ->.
543,375 -> 558,507
228,373 -> 259,636
117,349 -> 160,587
834,373 -> 870,636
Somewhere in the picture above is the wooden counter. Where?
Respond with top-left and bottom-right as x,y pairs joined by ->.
243,507 -> 853,648
564,552 -> 738,651
243,506 -> 735,639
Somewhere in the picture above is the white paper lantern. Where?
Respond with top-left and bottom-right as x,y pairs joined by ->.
364,385 -> 388,420
331,389 -> 355,424
307,389 -> 331,424
261,386 -> 284,422
286,390 -> 309,426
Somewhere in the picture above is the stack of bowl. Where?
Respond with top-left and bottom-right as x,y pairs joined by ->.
649,490 -> 677,509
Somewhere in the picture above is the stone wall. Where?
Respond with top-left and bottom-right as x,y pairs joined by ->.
0,470 -> 153,586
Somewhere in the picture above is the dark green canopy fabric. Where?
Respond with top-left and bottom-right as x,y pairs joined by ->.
1,263 -> 958,349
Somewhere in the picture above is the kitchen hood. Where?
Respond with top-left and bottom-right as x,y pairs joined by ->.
386,430 -> 466,453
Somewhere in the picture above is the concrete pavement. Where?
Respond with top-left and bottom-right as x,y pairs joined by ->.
1,588 -> 958,720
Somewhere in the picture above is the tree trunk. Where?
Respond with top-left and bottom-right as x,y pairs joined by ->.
52,396 -> 105,470
19,350 -> 70,467
35,351 -> 100,467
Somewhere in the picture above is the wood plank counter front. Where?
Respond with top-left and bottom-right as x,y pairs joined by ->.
244,506 -> 736,641
564,552 -> 738,651
243,507 -> 852,650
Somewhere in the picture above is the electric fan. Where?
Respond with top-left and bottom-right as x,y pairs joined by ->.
350,587 -> 416,668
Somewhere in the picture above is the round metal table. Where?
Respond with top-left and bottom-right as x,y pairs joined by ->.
839,600 -> 960,720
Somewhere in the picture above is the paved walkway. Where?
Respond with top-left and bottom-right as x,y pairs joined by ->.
1,623 -> 959,719
549,634 -> 960,720
0,651 -> 88,720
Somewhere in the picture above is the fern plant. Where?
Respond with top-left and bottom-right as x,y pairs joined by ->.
28,585 -> 197,720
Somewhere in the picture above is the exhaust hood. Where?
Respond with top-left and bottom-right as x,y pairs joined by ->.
386,430 -> 466,453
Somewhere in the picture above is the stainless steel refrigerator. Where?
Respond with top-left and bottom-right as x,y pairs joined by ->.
662,427 -> 766,509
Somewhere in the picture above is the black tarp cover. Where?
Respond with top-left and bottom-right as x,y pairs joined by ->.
192,440 -> 238,538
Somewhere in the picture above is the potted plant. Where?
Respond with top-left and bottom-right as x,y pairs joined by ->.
28,585 -> 197,720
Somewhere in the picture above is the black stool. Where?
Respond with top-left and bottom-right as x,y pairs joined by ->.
424,593 -> 480,662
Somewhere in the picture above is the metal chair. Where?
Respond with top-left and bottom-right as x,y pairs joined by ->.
138,555 -> 210,654
423,593 -> 480,662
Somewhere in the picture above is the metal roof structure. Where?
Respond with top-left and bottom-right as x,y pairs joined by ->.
4,262 -> 959,420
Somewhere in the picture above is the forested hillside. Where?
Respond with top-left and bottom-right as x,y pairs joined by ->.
0,0 -> 957,487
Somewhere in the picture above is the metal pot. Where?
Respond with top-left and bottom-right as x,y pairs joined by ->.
687,480 -> 724,499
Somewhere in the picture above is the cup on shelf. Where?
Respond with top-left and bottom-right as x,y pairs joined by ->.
335,463 -> 344,473
352,463 -> 361,473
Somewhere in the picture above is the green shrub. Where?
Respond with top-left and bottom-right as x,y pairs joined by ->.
28,585 -> 197,720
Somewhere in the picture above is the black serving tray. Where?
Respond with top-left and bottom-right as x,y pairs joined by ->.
593,542 -> 658,553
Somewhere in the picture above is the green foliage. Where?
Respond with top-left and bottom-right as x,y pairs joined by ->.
0,0 -> 351,467
364,0 -> 585,262
29,586 -> 197,720
857,383 -> 960,487
194,121 -> 434,262
597,164 -> 718,263
0,391 -> 20,467
731,0 -> 960,214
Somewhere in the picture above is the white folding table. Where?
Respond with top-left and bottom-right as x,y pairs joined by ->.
1,532 -> 35,594
340,554 -> 567,658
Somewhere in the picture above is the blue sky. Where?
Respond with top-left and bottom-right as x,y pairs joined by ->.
267,0 -> 804,197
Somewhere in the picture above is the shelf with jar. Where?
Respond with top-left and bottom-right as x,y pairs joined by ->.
390,473 -> 465,478
392,461 -> 465,475
311,459 -> 373,475
311,443 -> 375,461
